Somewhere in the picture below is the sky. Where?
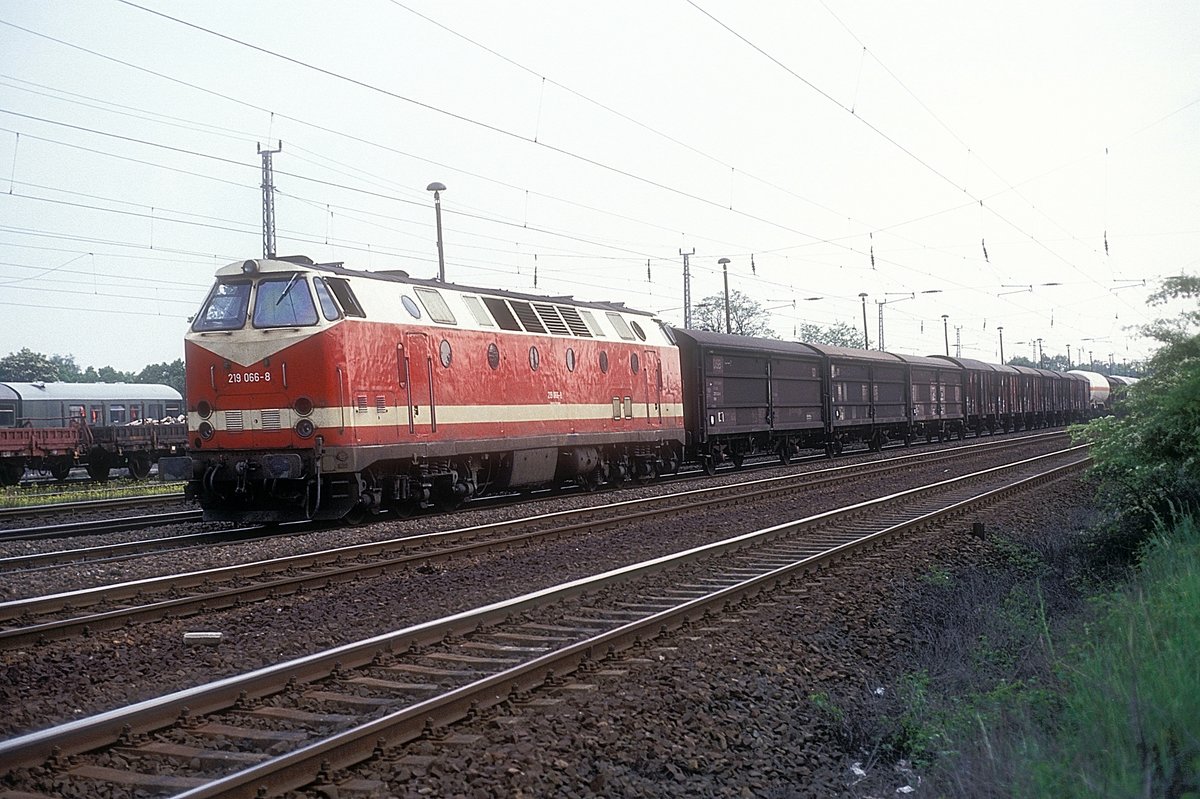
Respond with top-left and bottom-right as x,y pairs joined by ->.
0,1 -> 1197,373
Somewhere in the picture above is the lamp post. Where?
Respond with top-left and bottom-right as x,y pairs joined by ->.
426,182 -> 447,282
942,314 -> 950,356
858,292 -> 869,349
719,257 -> 732,334
997,326 -> 1005,364
1037,338 -> 1044,367
1066,344 -> 1072,368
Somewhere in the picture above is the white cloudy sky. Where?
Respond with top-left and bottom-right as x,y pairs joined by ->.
1,1 -> 1196,372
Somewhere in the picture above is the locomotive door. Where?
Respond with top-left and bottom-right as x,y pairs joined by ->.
643,350 -> 663,426
398,333 -> 437,435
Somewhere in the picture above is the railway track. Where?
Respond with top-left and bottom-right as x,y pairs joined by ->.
0,433 -> 1069,646
0,446 -> 1089,796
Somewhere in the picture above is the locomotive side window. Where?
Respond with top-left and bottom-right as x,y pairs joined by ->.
630,320 -> 647,341
401,296 -> 422,320
415,287 -> 457,324
193,280 -> 251,331
630,353 -> 640,374
487,343 -> 500,369
313,278 -> 342,321
439,339 -> 453,368
483,298 -> 521,331
578,309 -> 605,337
253,275 -> 319,328
463,296 -> 496,327
324,277 -> 366,317
565,348 -> 576,372
605,312 -> 636,341
599,351 -> 610,373
529,346 -> 540,371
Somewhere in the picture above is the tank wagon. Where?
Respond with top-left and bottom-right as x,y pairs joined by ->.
0,381 -> 185,484
165,256 -> 1095,524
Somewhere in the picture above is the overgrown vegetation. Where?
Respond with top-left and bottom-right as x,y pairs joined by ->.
843,275 -> 1200,796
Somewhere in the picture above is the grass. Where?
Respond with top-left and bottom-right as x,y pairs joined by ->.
1020,513 -> 1200,798
0,479 -> 184,508
862,512 -> 1200,797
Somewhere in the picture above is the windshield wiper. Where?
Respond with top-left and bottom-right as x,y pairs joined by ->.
275,273 -> 300,305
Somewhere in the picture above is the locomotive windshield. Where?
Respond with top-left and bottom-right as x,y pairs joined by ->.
253,274 -> 319,328
193,280 -> 251,331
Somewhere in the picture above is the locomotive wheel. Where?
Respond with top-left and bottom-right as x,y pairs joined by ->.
86,447 -> 111,482
127,453 -> 151,481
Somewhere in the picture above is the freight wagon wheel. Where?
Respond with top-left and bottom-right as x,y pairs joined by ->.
777,443 -> 792,466
702,455 -> 717,476
730,452 -> 745,470
127,454 -> 151,481
86,447 -> 111,482
0,461 -> 22,487
49,460 -> 72,481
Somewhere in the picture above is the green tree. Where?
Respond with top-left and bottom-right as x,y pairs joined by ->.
137,360 -> 186,396
797,321 -> 864,348
0,348 -> 58,381
1077,275 -> 1200,530
49,354 -> 83,382
692,290 -> 776,338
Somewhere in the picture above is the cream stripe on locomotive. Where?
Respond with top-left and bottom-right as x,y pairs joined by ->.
191,402 -> 685,432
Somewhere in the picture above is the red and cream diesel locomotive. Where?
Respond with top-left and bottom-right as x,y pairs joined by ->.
161,256 -> 686,522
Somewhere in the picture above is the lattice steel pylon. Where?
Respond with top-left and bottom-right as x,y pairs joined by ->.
258,142 -> 282,259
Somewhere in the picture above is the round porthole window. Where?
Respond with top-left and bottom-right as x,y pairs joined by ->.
439,339 -> 452,368
401,295 -> 421,319
487,343 -> 500,370
565,348 -> 576,372
599,351 -> 609,373
630,320 -> 646,341
631,352 -> 640,374
529,346 -> 540,371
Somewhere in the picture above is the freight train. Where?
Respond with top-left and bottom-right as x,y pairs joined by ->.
162,256 -> 1095,523
0,382 -> 186,484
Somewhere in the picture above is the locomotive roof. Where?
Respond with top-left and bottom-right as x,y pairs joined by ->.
0,382 -> 182,402
222,257 -> 657,319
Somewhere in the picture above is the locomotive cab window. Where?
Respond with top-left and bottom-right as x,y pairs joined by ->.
253,274 -> 319,328
324,277 -> 366,318
193,280 -> 251,331
313,278 -> 342,321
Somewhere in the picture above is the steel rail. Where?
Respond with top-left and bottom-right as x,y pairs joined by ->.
0,439 -> 1079,646
0,450 -> 1089,781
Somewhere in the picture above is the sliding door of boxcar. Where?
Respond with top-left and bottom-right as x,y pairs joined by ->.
769,355 -> 823,431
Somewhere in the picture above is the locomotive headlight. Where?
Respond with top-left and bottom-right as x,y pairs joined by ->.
293,396 -> 314,416
198,421 -> 215,440
197,400 -> 213,419
241,259 -> 259,274
295,419 -> 315,438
